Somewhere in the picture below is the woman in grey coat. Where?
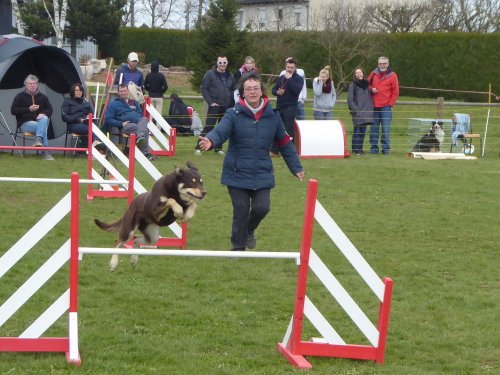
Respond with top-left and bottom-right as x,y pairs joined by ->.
348,67 -> 374,155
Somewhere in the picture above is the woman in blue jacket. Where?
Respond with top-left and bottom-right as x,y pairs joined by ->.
198,72 -> 305,251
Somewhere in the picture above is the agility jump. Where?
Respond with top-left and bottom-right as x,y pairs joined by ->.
0,174 -> 393,369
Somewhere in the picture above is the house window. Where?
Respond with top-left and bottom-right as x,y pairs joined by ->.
277,8 -> 283,21
237,10 -> 244,30
295,11 -> 301,27
293,6 -> 302,27
259,8 -> 266,30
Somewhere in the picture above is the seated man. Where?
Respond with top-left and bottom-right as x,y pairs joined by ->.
10,74 -> 54,160
61,82 -> 105,153
105,83 -> 153,160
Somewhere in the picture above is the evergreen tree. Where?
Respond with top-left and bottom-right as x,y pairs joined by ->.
66,0 -> 126,58
19,1 -> 53,40
189,0 -> 249,91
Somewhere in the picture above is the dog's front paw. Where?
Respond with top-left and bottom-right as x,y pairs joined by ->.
182,203 -> 197,223
165,198 -> 183,218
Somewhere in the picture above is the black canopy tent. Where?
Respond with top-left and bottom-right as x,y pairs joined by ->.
0,34 -> 85,147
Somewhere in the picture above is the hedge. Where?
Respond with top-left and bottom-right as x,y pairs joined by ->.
115,28 -> 499,101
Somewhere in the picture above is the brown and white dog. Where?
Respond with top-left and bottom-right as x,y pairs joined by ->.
95,161 -> 206,271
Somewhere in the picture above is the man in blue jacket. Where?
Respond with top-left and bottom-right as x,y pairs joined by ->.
105,84 -> 153,160
271,57 -> 304,155
113,52 -> 144,88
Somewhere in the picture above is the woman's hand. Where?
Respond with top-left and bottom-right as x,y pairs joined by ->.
295,171 -> 304,181
198,136 -> 212,151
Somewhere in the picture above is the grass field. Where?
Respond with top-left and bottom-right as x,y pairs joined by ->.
0,95 -> 499,374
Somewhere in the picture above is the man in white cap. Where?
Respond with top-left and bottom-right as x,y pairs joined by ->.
113,52 -> 144,89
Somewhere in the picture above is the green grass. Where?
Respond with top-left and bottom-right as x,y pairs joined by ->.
0,101 -> 499,374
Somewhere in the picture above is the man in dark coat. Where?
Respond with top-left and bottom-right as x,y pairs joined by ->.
11,74 -> 54,160
196,55 -> 236,155
144,61 -> 168,118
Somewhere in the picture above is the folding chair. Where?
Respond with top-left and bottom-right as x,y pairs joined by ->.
12,128 -> 38,156
64,126 -> 87,157
450,113 -> 482,155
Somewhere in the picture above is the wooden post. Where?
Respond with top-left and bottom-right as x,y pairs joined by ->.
437,97 -> 444,119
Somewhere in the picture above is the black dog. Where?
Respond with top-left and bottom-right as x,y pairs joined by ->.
412,121 -> 445,152
95,161 -> 206,271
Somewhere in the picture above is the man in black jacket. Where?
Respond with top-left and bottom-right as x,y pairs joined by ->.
144,61 -> 168,120
11,74 -> 54,160
196,55 -> 236,155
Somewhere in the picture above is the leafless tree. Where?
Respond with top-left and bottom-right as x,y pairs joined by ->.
140,0 -> 181,28
310,1 -> 370,32
308,2 -> 378,91
122,0 -> 139,27
183,0 -> 198,30
42,0 -> 68,47
365,0 -> 499,32
365,2 -> 430,32
11,0 -> 25,35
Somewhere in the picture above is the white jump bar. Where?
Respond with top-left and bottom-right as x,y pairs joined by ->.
79,247 -> 300,261
0,177 -> 129,185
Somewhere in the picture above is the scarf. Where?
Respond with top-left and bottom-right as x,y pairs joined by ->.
355,79 -> 369,90
322,79 -> 332,93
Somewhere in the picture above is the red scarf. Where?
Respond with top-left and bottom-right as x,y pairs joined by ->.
322,79 -> 332,93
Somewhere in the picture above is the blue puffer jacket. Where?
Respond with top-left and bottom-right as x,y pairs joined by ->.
105,97 -> 143,129
206,97 -> 303,190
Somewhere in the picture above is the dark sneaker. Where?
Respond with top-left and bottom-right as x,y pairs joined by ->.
246,234 -> 256,249
136,136 -> 146,149
33,136 -> 43,147
144,152 -> 156,161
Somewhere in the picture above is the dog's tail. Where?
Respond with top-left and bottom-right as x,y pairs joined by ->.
94,217 -> 123,232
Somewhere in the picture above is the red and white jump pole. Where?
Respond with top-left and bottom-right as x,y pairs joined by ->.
278,179 -> 394,368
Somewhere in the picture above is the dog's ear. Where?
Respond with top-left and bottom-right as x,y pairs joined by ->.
174,165 -> 182,175
186,160 -> 198,171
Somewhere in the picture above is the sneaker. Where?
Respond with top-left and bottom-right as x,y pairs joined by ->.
135,136 -> 146,150
215,150 -> 225,156
92,140 -> 107,152
33,136 -> 43,147
246,234 -> 256,249
193,149 -> 202,156
43,152 -> 54,161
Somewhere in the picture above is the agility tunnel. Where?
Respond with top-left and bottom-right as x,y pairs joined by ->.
0,174 -> 393,369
